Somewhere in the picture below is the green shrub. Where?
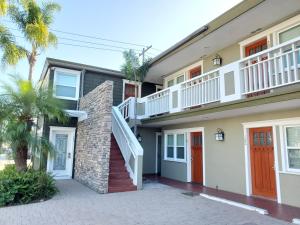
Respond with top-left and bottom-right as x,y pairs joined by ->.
0,165 -> 58,206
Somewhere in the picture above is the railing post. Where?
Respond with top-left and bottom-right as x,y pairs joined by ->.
135,155 -> 143,190
129,97 -> 136,119
219,62 -> 242,102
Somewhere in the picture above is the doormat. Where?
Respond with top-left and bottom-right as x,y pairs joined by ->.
182,191 -> 200,197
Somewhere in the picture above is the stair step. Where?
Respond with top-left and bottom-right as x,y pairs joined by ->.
108,186 -> 137,193
109,133 -> 136,193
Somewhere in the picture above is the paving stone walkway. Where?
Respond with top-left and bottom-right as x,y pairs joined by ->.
0,180 -> 290,225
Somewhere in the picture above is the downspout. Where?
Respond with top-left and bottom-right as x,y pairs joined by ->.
76,69 -> 86,110
73,69 -> 85,178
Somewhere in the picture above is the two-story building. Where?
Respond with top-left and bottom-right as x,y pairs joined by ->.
113,0 -> 300,209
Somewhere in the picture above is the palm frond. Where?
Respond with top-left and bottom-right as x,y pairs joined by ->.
41,2 -> 60,25
0,0 -> 8,15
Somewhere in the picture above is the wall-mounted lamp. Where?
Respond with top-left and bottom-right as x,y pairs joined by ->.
212,54 -> 222,66
215,128 -> 225,141
137,134 -> 142,142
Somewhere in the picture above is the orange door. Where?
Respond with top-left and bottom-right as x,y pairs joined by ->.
124,83 -> 136,100
189,66 -> 202,79
191,132 -> 203,183
245,38 -> 267,57
249,127 -> 277,199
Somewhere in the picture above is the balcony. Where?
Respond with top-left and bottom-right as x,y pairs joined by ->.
119,36 -> 300,120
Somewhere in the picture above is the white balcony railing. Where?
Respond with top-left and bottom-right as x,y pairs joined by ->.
240,37 -> 300,94
119,36 -> 300,120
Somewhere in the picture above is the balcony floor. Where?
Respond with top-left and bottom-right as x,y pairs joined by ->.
144,174 -> 300,223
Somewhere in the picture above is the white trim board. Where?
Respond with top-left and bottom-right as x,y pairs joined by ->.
200,194 -> 268,215
53,68 -> 81,101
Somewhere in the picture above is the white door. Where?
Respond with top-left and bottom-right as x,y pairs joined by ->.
47,127 -> 75,179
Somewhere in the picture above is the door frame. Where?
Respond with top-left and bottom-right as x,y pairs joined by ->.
47,126 -> 76,179
155,132 -> 162,174
122,79 -> 142,101
186,127 -> 205,184
243,122 -> 281,203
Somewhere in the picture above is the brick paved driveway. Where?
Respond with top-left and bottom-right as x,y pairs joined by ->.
0,180 -> 290,225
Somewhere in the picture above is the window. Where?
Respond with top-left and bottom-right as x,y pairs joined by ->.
279,24 -> 300,44
167,79 -> 174,87
176,75 -> 184,84
165,133 -> 186,162
285,126 -> 300,172
53,69 -> 80,100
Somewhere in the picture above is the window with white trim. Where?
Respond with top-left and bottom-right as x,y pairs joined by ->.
165,133 -> 186,162
285,126 -> 300,172
53,69 -> 80,100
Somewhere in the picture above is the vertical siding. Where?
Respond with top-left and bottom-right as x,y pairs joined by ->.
141,82 -> 157,97
83,71 -> 123,106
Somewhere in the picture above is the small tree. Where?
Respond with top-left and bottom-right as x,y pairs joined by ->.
0,76 -> 67,171
120,49 -> 151,83
7,0 -> 61,81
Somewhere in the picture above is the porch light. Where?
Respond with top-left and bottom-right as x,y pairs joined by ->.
137,134 -> 142,142
212,54 -> 222,66
215,128 -> 224,141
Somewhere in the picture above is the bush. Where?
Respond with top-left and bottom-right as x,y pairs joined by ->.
0,165 -> 58,206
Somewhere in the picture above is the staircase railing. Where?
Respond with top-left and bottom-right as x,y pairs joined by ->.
111,106 -> 143,189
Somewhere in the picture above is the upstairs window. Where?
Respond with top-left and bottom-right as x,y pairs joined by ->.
53,69 -> 80,100
279,24 -> 300,44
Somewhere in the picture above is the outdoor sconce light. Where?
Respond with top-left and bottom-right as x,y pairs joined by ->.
215,128 -> 225,141
137,134 -> 142,142
212,54 -> 222,66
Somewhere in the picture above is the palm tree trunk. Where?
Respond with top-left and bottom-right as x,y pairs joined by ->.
28,50 -> 36,81
14,145 -> 28,171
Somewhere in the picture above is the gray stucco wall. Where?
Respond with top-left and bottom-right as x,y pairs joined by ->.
162,108 -> 300,207
138,127 -> 161,174
74,81 -> 113,193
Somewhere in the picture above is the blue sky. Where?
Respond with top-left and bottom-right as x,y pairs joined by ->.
1,0 -> 243,83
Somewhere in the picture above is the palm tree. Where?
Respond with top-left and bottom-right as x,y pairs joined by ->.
0,76 -> 67,171
0,0 -> 27,66
121,49 -> 151,83
7,0 -> 60,81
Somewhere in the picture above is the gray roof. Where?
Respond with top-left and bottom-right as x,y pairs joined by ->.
39,57 -> 124,81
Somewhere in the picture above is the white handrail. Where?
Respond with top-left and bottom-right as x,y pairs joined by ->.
112,106 -> 143,189
118,97 -> 135,120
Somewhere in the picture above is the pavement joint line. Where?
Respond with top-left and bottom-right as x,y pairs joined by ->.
200,193 -> 268,215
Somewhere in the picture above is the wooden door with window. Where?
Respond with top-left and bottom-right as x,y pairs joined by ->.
191,132 -> 203,183
245,38 -> 267,57
124,83 -> 136,100
189,66 -> 202,79
245,38 -> 269,97
249,127 -> 277,199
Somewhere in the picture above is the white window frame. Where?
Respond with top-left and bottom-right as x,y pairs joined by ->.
164,132 -> 186,163
276,22 -> 300,45
283,125 -> 300,174
53,68 -> 81,101
122,79 -> 142,101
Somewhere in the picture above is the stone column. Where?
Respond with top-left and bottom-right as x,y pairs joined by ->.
74,81 -> 113,193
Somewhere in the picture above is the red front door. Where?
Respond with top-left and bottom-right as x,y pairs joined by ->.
249,127 -> 277,199
189,66 -> 202,79
191,132 -> 203,183
124,83 -> 136,100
